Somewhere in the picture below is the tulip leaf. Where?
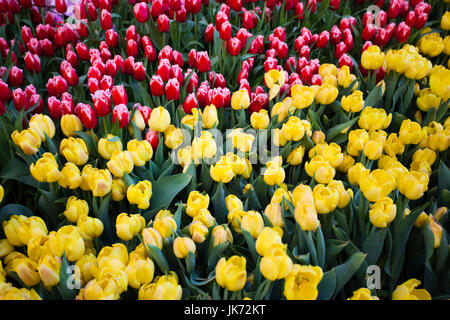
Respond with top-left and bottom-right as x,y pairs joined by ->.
0,157 -> 29,179
0,203 -> 34,225
95,194 -> 114,243
317,269 -> 336,300
186,251 -> 196,275
333,252 -> 367,298
325,240 -> 350,266
139,238 -> 170,274
241,228 -> 259,264
362,228 -> 388,265
308,109 -> 324,132
325,117 -> 359,143
55,254 -> 78,300
75,131 -> 98,157
364,80 -> 384,107
207,242 -> 229,271
423,221 -> 436,272
211,183 -> 228,224
190,271 -> 216,287
149,173 -> 192,213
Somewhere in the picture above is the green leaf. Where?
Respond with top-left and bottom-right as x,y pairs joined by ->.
144,243 -> 170,274
207,242 -> 229,271
362,228 -> 388,265
241,228 -> 259,263
317,269 -> 336,300
325,117 -> 359,143
150,173 -> 192,212
364,80 -> 384,107
55,254 -> 77,300
333,252 -> 367,297
211,183 -> 228,225
94,194 -> 113,243
0,204 -> 34,224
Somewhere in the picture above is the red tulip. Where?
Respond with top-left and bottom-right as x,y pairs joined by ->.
395,22 -> 411,43
100,9 -> 112,31
295,2 -> 304,19
204,23 -> 215,42
330,25 -> 342,44
343,29 -> 354,50
124,56 -> 135,75
316,31 -> 329,48
334,42 -> 347,59
133,62 -> 146,81
8,66 -> 23,87
55,0 -> 66,13
183,93 -> 198,114
92,90 -> 112,117
196,51 -> 211,73
106,29 -> 119,47
12,88 -> 29,111
362,23 -> 376,41
405,11 -> 416,27
170,65 -> 184,84
145,129 -> 159,150
112,104 -> 130,128
133,2 -> 150,23
219,21 -> 232,41
150,75 -> 165,96
157,14 -> 170,32
329,0 -> 339,10
227,37 -> 242,56
414,12 -> 427,29
127,39 -> 138,57
338,53 -> 353,70
243,11 -> 257,29
111,85 -> 127,106
76,43 -> 90,60
188,49 -> 197,68
185,70 -> 199,93
21,26 -> 32,44
388,0 -> 401,19
76,103 -> 98,129
165,78 -> 180,101
0,79 -> 10,101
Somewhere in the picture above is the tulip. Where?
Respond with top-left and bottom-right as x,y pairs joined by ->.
88,168 -> 113,197
116,213 -> 145,241
127,139 -> 153,166
133,2 -> 149,23
58,162 -> 82,189
63,196 -> 89,223
48,226 -> 85,262
173,237 -> 196,259
215,256 -> 247,291
125,251 -> 155,289
369,197 -> 397,228
260,246 -> 293,281
398,170 -> 429,200
196,51 -> 211,73
148,106 -> 171,132
98,134 -> 123,160
392,279 -> 431,300
165,78 -> 180,101
138,272 -> 182,300
127,180 -> 153,209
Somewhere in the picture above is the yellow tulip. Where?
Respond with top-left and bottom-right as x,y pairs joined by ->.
60,114 -> 83,137
148,106 -> 171,132
216,256 -> 247,291
98,134 -> 123,160
30,153 -> 61,183
11,129 -> 41,155
29,114 -> 55,141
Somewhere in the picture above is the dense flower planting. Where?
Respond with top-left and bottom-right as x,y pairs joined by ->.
0,0 -> 449,300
